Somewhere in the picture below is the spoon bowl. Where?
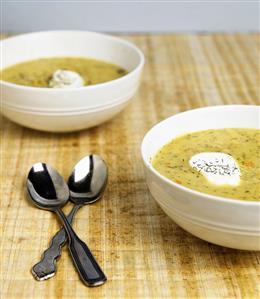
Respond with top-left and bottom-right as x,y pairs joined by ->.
68,155 -> 108,204
27,162 -> 70,210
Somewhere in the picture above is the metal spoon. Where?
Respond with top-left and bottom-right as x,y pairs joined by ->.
31,155 -> 108,281
32,155 -> 108,280
27,161 -> 107,287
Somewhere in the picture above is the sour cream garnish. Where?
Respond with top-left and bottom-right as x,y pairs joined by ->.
49,69 -> 85,88
189,152 -> 240,186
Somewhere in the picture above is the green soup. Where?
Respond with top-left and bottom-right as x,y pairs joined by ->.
1,57 -> 127,87
152,128 -> 260,201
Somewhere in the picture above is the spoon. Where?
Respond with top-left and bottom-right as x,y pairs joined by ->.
31,155 -> 108,281
27,161 -> 107,287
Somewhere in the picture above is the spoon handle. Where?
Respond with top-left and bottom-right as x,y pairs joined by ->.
31,205 -> 80,281
56,208 -> 107,287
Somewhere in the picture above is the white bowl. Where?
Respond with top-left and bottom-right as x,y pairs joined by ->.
3,95 -> 131,132
1,30 -> 144,132
141,105 -> 260,250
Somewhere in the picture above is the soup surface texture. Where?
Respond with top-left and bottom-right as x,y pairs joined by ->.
152,128 -> 260,201
1,57 -> 127,87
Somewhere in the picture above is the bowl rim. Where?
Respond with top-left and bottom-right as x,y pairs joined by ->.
0,30 -> 145,92
141,104 -> 260,206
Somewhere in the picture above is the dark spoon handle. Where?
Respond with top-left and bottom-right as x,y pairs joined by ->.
31,205 -> 80,281
56,208 -> 107,287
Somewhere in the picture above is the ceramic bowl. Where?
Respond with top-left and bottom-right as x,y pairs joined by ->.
141,105 -> 260,250
3,95 -> 131,132
1,30 -> 144,132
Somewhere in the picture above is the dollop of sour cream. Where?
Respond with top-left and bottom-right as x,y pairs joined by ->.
49,70 -> 85,88
189,152 -> 240,186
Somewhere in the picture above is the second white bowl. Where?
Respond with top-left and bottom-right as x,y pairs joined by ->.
141,105 -> 260,250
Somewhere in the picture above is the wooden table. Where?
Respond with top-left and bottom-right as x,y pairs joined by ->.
1,34 -> 259,299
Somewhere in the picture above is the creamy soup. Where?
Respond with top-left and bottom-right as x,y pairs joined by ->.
152,128 -> 260,201
1,57 -> 127,87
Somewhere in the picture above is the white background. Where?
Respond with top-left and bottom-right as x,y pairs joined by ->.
2,1 -> 259,33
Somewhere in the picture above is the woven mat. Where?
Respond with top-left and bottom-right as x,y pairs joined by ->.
1,33 -> 260,299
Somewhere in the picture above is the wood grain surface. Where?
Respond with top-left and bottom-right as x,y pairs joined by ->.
1,33 -> 260,299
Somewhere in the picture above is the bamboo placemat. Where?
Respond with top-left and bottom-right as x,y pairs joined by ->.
1,33 -> 260,299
